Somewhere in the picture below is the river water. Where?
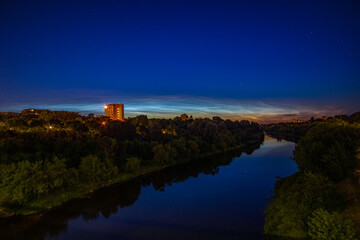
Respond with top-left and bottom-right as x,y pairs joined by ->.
0,136 -> 297,240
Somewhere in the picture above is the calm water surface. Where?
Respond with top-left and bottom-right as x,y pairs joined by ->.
0,136 -> 297,240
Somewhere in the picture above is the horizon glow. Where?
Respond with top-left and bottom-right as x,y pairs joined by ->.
0,92 -> 352,123
0,1 -> 359,121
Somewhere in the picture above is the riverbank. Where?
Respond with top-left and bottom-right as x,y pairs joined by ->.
0,135 -> 295,240
264,121 -> 360,239
0,141 -> 259,219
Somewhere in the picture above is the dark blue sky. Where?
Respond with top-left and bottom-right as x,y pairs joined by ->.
0,0 -> 359,122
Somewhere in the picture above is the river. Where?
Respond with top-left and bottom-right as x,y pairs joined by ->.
0,136 -> 297,240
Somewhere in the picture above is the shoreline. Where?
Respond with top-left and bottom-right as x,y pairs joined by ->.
0,141 -> 257,220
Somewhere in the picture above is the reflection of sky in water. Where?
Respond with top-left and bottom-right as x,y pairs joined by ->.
0,93 -> 346,123
0,137 -> 298,240
252,135 -> 295,157
48,136 -> 298,240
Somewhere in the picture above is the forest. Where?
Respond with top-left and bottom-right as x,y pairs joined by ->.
264,114 -> 360,240
0,111 -> 264,216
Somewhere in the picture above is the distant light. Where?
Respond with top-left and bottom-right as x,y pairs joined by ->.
104,105 -> 108,109
49,126 -> 52,129
102,122 -> 106,125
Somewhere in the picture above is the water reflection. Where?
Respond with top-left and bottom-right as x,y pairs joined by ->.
0,142 -> 262,240
265,132 -> 300,143
0,180 -> 141,240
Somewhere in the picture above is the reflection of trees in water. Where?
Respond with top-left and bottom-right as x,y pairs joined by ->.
79,180 -> 141,221
141,141 -> 262,193
140,143 -> 261,192
142,153 -> 234,192
266,133 -> 299,143
0,141 -> 262,240
0,180 -> 141,240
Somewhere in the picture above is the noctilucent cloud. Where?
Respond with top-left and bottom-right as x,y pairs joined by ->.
1,0 -> 359,122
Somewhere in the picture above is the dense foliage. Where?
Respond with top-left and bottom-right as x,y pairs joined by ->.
262,121 -> 317,142
265,119 -> 360,239
294,122 -> 360,181
0,111 -> 264,213
0,157 -> 77,207
265,172 -> 345,238
308,208 -> 357,240
263,112 -> 360,142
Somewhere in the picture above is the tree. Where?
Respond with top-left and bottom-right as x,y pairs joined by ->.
99,137 -> 117,159
5,118 -> 28,129
264,172 -> 344,238
104,157 -> 118,177
79,155 -> 106,184
44,156 -> 69,190
308,209 -> 356,240
294,123 -> 360,181
85,120 -> 100,131
187,140 -> 200,157
49,118 -> 63,128
131,115 -> 149,127
29,119 -> 46,128
0,157 -> 73,206
125,157 -> 141,173
102,121 -> 137,140
152,144 -> 176,166
66,121 -> 89,132
213,130 -> 236,151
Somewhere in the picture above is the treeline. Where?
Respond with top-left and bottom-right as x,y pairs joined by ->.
262,111 -> 360,141
0,112 -> 264,214
265,119 -> 360,239
262,121 -> 318,142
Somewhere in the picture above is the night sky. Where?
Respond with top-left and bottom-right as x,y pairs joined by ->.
1,0 -> 359,122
